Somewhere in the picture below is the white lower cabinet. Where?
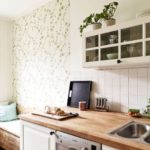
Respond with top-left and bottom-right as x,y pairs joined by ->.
21,121 -> 55,150
102,145 -> 118,150
21,121 -> 118,150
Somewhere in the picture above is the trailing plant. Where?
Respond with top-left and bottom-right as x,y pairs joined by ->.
80,13 -> 102,36
79,1 -> 119,36
100,1 -> 118,20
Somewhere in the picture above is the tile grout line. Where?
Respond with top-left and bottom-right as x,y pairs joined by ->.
119,69 -> 121,112
127,68 -> 129,111
147,67 -> 148,107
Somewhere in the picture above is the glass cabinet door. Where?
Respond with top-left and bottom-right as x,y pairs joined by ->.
146,41 -> 150,56
121,42 -> 142,58
121,25 -> 142,42
146,23 -> 150,38
86,35 -> 98,48
101,31 -> 118,46
85,49 -> 99,62
101,46 -> 118,60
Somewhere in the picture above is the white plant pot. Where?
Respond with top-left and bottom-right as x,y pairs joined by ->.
92,23 -> 102,30
85,23 -> 102,33
103,19 -> 116,28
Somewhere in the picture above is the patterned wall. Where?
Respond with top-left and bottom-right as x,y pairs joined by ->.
13,0 -> 70,112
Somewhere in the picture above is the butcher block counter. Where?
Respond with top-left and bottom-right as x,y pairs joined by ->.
20,107 -> 150,150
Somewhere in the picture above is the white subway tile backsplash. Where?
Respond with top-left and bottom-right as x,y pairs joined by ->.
98,70 -> 105,96
121,86 -> 128,95
148,89 -> 150,99
138,77 -> 148,87
137,86 -> 147,97
112,70 -> 120,111
105,70 -> 112,78
120,78 -> 128,86
129,68 -> 138,78
121,93 -> 129,112
137,68 -> 148,77
129,86 -> 137,96
120,69 -> 129,76
129,71 -> 138,96
138,95 -> 147,112
120,70 -> 128,97
129,95 -> 138,109
148,68 -> 150,77
137,69 -> 148,111
71,67 -> 149,112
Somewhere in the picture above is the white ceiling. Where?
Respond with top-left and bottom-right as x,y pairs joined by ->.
0,0 -> 51,18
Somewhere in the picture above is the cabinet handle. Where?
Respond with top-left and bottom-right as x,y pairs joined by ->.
117,59 -> 122,64
50,131 -> 55,135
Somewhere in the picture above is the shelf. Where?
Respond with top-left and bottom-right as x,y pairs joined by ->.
100,43 -> 119,49
120,39 -> 143,45
85,47 -> 99,51
145,38 -> 150,41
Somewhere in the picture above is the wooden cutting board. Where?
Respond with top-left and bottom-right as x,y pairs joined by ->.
32,112 -> 79,120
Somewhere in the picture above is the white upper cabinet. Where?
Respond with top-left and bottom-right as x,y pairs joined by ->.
82,16 -> 150,69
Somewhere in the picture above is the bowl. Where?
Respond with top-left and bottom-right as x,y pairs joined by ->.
106,53 -> 118,60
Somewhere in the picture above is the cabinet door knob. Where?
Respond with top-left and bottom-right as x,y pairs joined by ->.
117,59 -> 122,64
50,131 -> 55,135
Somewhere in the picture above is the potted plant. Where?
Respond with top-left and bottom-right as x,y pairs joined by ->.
144,98 -> 150,118
79,1 -> 119,36
93,13 -> 104,29
80,13 -> 102,36
101,1 -> 119,27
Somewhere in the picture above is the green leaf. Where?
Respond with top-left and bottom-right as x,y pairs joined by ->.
114,2 -> 118,6
79,1 -> 119,35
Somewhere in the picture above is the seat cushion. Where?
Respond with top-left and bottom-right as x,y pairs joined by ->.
0,103 -> 17,122
0,120 -> 20,137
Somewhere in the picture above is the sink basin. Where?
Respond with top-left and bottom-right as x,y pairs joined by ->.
110,121 -> 150,139
117,123 -> 149,138
144,134 -> 150,144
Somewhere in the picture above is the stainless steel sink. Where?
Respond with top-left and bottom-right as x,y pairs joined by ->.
109,121 -> 150,144
144,134 -> 150,144
116,123 -> 150,138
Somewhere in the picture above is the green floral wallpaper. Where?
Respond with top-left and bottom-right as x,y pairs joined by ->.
13,0 -> 70,112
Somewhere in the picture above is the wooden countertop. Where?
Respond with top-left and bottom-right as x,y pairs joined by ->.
20,107 -> 150,150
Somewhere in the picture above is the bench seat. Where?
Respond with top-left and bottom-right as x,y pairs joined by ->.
0,120 -> 20,150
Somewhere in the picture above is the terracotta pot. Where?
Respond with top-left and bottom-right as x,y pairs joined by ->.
103,19 -> 116,27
